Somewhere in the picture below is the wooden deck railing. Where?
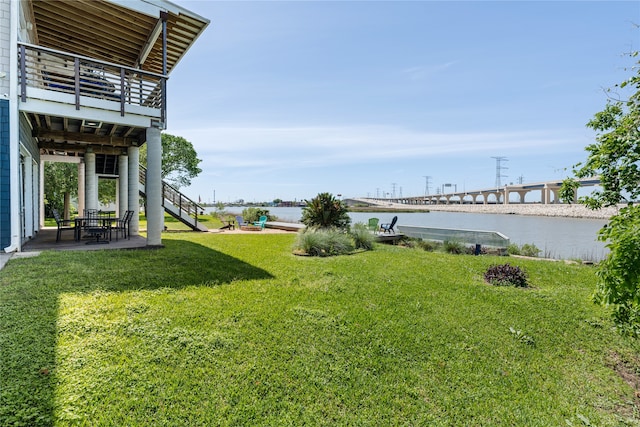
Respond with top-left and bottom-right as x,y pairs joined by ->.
18,42 -> 166,121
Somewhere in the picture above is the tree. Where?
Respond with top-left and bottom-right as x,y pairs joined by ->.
44,162 -> 78,217
562,51 -> 640,335
301,192 -> 351,229
140,133 -> 202,189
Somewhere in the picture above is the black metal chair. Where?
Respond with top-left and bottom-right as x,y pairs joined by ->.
380,216 -> 398,234
84,209 -> 110,244
113,210 -> 134,240
52,208 -> 76,242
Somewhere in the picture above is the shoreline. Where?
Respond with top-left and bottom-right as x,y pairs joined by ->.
365,203 -> 618,220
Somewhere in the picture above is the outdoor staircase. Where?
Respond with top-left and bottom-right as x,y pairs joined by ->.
138,165 -> 208,232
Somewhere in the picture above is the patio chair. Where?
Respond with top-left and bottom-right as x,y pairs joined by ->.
84,209 -> 110,244
52,208 -> 76,242
113,210 -> 134,240
235,215 -> 249,227
367,218 -> 379,232
380,216 -> 398,234
253,215 -> 267,230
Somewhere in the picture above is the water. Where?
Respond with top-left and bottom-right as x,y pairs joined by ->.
211,206 -> 609,261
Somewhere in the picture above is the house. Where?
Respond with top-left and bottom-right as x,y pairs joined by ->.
0,0 -> 209,251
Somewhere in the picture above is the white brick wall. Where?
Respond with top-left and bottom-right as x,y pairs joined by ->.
0,0 -> 10,95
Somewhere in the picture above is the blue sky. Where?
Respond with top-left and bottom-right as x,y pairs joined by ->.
168,1 -> 639,204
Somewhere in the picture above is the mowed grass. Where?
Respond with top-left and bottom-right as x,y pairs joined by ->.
1,232 -> 640,426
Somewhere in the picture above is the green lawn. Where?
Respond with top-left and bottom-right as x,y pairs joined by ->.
1,233 -> 639,426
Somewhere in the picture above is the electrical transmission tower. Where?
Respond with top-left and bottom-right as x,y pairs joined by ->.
491,156 -> 508,188
423,176 -> 432,196
391,183 -> 397,199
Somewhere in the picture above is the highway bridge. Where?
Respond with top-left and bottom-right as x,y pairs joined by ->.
359,178 -> 600,206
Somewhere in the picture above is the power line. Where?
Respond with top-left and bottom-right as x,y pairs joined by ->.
491,156 -> 508,188
422,175 -> 432,196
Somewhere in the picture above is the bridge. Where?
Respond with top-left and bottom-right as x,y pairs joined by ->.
360,177 -> 600,206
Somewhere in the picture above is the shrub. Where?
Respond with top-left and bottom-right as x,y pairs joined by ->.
520,243 -> 541,257
293,228 -> 355,257
417,240 -> 440,252
508,243 -> 541,257
443,240 -> 465,255
507,244 -> 521,255
350,223 -> 375,250
484,263 -> 529,287
242,207 -> 275,223
301,193 -> 351,229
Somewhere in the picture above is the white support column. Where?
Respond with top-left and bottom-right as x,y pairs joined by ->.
77,162 -> 85,215
4,0 -> 20,252
145,127 -> 164,246
128,146 -> 140,236
39,161 -> 45,228
542,185 -> 549,205
517,191 -> 527,204
85,151 -> 97,211
22,151 -> 34,237
118,154 -> 128,218
504,188 -> 510,205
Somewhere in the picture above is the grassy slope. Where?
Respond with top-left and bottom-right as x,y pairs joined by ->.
1,233 -> 639,426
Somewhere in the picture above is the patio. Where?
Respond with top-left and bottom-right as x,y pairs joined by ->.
21,227 -> 148,252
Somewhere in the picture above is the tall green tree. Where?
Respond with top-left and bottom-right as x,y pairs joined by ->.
44,164 -> 118,215
562,51 -> 640,335
140,133 -> 202,189
44,162 -> 78,217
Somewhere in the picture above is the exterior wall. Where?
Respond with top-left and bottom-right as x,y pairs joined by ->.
0,0 -> 9,248
19,112 -> 39,241
19,113 -> 38,158
0,0 -> 9,96
0,99 -> 9,248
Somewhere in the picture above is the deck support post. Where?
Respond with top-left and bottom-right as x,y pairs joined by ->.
84,150 -> 97,211
77,161 -> 85,216
145,126 -> 163,247
118,154 -> 128,218
128,145 -> 140,236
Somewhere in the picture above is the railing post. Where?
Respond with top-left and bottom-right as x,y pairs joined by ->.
120,68 -> 125,116
19,44 -> 26,102
74,57 -> 80,110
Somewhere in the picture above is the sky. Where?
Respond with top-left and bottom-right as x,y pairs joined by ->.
167,0 -> 639,204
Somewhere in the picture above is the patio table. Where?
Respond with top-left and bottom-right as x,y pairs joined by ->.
74,216 -> 118,244
220,219 -> 235,230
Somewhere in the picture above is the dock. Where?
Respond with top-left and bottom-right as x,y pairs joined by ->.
265,221 -> 305,232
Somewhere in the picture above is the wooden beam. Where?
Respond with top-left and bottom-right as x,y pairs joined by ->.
38,141 -> 127,155
34,128 -> 139,146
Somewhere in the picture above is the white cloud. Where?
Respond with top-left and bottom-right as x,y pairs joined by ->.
171,124 -> 584,172
402,61 -> 460,81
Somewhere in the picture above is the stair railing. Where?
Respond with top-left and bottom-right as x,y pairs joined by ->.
139,165 -> 204,229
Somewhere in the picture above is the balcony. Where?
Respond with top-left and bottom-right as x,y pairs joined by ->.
18,42 -> 166,127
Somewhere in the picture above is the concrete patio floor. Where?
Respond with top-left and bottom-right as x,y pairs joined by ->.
21,227 -> 148,252
0,227 -> 150,271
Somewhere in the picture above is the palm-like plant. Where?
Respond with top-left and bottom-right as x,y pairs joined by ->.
301,192 -> 351,229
